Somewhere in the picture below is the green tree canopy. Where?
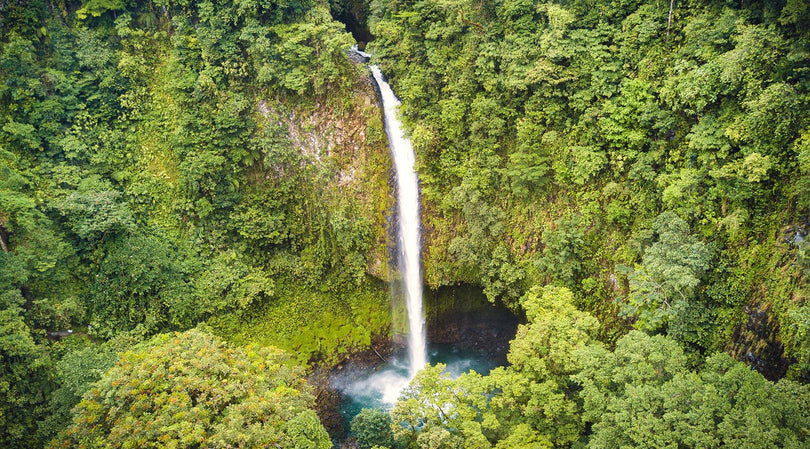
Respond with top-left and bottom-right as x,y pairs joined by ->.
352,407 -> 396,449
0,299 -> 52,449
389,286 -> 597,448
388,287 -> 810,449
50,328 -> 330,448
574,331 -> 810,449
485,285 -> 597,446
391,364 -> 490,449
624,211 -> 712,331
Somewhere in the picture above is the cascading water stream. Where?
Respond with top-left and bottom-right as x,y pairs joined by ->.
333,51 -> 513,418
330,48 -> 430,408
368,65 -> 427,378
352,47 -> 426,382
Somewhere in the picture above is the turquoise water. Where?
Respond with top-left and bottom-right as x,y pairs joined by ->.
333,343 -> 500,425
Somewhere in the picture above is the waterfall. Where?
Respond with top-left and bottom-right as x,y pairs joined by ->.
361,51 -> 427,378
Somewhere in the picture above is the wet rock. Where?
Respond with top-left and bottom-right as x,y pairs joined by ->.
310,337 -> 395,441
729,302 -> 792,381
348,48 -> 370,64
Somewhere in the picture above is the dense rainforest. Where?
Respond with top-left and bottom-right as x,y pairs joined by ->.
1,0 -> 810,447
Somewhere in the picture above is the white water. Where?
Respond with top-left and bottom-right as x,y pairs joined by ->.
369,65 -> 427,378
332,48 -> 427,405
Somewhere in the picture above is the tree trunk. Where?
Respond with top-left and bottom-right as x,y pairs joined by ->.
667,0 -> 675,41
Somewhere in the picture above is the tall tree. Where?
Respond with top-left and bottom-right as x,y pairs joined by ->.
624,211 -> 712,331
50,328 -> 330,448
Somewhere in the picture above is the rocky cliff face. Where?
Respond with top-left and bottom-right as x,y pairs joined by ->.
257,62 -> 394,282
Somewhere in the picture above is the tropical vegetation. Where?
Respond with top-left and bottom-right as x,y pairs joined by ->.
1,0 -> 809,447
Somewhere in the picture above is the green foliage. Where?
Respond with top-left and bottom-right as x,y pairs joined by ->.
392,364 -> 490,449
623,211 -> 712,331
510,285 -> 597,380
486,285 -> 596,446
76,0 -> 126,20
329,205 -> 374,287
370,0 -> 810,373
445,174 -> 527,308
0,303 -> 52,449
574,331 -> 810,448
0,0 -> 390,398
264,7 -> 355,93
193,251 -> 275,315
3,0 -> 810,444
51,328 -> 330,448
534,216 -> 584,288
212,278 -> 390,366
88,233 -> 191,338
388,286 -> 595,448
503,152 -> 549,198
53,185 -> 134,243
37,337 -> 119,442
796,131 -> 810,211
0,154 -> 80,333
390,286 -> 810,448
352,408 -> 396,449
